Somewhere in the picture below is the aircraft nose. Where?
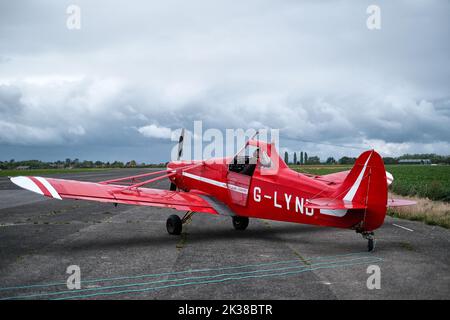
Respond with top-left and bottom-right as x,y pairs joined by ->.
167,161 -> 180,171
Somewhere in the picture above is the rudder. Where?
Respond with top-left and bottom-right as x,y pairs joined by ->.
334,150 -> 388,231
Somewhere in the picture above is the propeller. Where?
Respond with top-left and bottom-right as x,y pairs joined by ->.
177,128 -> 185,161
170,128 -> 185,191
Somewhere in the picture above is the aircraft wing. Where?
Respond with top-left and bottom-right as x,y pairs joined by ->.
10,176 -> 218,214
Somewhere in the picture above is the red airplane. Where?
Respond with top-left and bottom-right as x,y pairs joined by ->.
10,132 -> 414,251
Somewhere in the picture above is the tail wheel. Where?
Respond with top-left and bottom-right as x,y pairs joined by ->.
232,216 -> 249,231
368,238 -> 375,252
166,214 -> 182,235
361,231 -> 375,252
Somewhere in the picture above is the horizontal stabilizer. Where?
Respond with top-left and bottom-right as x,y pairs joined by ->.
387,199 -> 416,207
304,198 -> 367,210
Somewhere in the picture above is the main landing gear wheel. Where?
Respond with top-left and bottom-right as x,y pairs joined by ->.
232,216 -> 249,231
169,182 -> 177,191
166,214 -> 182,235
166,211 -> 194,235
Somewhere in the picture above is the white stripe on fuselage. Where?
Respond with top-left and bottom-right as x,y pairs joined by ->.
181,172 -> 248,195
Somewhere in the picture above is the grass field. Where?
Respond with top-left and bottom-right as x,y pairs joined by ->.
387,195 -> 450,229
290,165 -> 352,176
0,168 -> 110,177
291,164 -> 450,228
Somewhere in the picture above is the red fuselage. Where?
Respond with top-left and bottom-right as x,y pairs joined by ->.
168,158 -> 364,230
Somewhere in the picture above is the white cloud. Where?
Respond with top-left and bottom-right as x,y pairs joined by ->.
137,124 -> 172,139
0,120 -> 63,145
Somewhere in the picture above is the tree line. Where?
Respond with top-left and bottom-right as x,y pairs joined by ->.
0,159 -> 166,170
283,152 -> 450,165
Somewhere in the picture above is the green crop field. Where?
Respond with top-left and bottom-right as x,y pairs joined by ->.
386,165 -> 450,202
291,164 -> 450,202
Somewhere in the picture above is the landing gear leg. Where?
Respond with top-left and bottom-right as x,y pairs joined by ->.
362,232 -> 375,252
181,210 -> 194,224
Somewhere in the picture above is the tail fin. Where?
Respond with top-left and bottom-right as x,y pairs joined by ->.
334,150 -> 388,231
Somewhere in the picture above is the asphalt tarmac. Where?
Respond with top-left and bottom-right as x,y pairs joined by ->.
0,169 -> 448,300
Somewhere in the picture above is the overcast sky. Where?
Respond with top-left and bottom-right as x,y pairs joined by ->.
1,0 -> 449,163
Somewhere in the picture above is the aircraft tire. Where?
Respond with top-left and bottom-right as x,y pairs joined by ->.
232,216 -> 249,231
167,214 -> 182,235
368,238 -> 375,252
169,183 -> 177,191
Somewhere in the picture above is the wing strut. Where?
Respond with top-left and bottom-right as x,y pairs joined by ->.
98,163 -> 202,189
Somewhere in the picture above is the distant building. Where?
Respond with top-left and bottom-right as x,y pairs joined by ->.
398,159 -> 431,165
15,166 -> 30,170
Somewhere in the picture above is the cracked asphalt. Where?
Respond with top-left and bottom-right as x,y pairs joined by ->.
0,169 -> 448,299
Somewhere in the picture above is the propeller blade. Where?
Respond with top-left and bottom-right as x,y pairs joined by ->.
177,128 -> 185,161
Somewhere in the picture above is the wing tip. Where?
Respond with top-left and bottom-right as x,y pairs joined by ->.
10,176 -> 62,200
10,176 -> 44,196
